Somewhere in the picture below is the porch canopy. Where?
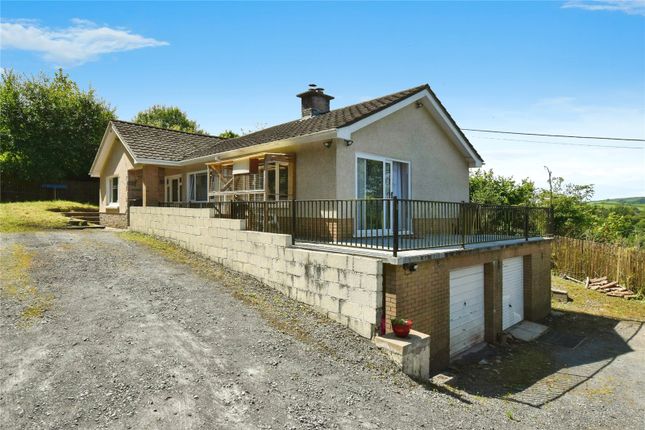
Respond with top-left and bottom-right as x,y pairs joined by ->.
206,152 -> 296,202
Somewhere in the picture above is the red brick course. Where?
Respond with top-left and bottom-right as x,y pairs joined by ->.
383,240 -> 551,372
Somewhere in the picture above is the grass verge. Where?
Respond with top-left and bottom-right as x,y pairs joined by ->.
119,231 -> 333,347
0,200 -> 98,232
0,243 -> 54,324
552,275 -> 645,322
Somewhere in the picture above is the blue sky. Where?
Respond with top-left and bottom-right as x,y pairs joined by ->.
2,1 -> 644,199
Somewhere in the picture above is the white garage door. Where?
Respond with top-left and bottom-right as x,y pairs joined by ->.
502,257 -> 524,330
450,265 -> 485,358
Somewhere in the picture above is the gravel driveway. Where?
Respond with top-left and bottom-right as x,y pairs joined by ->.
1,230 -> 643,429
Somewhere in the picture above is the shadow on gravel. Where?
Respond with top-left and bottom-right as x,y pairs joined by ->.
443,310 -> 641,408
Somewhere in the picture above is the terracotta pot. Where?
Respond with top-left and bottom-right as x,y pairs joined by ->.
391,319 -> 413,338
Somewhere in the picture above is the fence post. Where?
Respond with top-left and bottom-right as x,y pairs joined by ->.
263,201 -> 268,232
290,199 -> 296,245
524,206 -> 529,241
460,202 -> 466,248
392,197 -> 399,257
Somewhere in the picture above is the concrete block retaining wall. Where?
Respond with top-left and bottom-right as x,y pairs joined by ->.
130,207 -> 383,338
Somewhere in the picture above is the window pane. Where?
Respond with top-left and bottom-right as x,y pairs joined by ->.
172,179 -> 179,202
278,165 -> 288,199
267,167 -> 276,197
111,178 -> 118,203
195,173 -> 208,201
188,174 -> 196,201
365,159 -> 383,199
357,158 -> 366,198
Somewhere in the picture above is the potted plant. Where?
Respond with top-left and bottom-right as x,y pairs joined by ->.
391,317 -> 413,338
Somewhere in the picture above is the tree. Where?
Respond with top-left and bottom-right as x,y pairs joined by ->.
469,169 -> 536,206
218,130 -> 239,139
0,69 -> 115,183
133,105 -> 204,133
537,177 -> 595,238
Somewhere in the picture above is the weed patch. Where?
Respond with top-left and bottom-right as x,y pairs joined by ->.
0,244 -> 54,325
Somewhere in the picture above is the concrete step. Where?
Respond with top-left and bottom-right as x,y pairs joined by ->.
64,224 -> 106,230
67,218 -> 89,226
63,211 -> 99,216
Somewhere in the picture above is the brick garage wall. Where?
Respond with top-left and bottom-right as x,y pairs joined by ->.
384,240 -> 551,372
99,212 -> 128,229
130,207 -> 383,338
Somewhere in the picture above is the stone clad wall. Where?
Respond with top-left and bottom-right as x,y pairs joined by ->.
99,212 -> 128,229
129,207 -> 383,338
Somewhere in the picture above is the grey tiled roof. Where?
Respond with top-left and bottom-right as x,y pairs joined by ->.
113,84 -> 481,163
111,120 -> 223,162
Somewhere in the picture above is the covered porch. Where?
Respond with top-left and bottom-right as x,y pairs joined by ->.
206,153 -> 296,202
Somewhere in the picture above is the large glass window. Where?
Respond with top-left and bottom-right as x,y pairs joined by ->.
188,171 -> 208,202
356,156 -> 410,234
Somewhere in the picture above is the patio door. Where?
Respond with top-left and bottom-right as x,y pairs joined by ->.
356,155 -> 409,235
165,175 -> 183,203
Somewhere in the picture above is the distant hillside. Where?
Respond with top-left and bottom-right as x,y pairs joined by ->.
592,197 -> 645,209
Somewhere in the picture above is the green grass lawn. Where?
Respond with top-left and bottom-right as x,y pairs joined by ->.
552,275 -> 645,322
0,201 -> 98,233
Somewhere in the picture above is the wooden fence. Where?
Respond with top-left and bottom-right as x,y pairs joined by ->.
0,179 -> 99,204
552,236 -> 645,296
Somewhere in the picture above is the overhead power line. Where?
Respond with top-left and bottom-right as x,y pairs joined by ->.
463,128 -> 645,142
476,136 -> 644,150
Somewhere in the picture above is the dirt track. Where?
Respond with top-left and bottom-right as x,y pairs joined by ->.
1,230 -> 643,429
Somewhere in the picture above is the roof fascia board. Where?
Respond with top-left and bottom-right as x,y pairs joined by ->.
337,90 -> 483,167
135,158 -> 182,167
181,129 -> 337,163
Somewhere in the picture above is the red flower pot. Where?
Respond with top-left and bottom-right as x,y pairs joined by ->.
391,320 -> 413,338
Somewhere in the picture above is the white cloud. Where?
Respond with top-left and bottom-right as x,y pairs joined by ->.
562,0 -> 645,16
0,19 -> 168,66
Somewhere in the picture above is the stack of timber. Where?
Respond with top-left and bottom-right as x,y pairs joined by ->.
564,275 -> 638,299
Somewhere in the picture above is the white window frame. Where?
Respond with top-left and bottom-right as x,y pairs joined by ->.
187,170 -> 209,202
165,174 -> 183,203
354,152 -> 411,199
107,175 -> 119,208
353,152 -> 412,237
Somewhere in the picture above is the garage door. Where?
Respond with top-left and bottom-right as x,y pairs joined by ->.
450,265 -> 485,358
502,257 -> 524,330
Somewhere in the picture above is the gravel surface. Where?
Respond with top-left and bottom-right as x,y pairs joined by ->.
1,230 -> 643,429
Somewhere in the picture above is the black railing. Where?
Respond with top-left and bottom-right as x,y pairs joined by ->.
157,199 -> 553,256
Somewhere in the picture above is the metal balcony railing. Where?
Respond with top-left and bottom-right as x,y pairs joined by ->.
156,198 -> 553,256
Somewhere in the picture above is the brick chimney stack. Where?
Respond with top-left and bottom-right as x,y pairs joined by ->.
297,84 -> 334,118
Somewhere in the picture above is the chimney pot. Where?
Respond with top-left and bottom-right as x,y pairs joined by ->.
297,85 -> 334,118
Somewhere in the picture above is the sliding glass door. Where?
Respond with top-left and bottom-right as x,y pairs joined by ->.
356,155 -> 409,235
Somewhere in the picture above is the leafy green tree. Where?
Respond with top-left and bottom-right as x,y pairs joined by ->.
133,105 -> 204,133
0,69 -> 115,182
218,130 -> 240,139
537,177 -> 594,238
469,169 -> 643,247
469,169 -> 536,206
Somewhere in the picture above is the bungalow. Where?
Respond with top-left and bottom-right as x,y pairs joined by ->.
90,84 -> 552,372
90,84 -> 482,225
